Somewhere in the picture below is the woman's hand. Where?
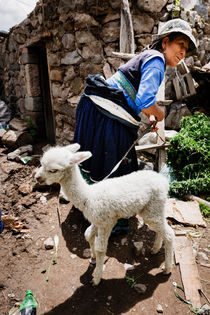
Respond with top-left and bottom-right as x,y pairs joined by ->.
141,103 -> 165,132
141,103 -> 165,122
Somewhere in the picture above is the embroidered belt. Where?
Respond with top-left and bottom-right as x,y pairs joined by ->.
112,71 -> 137,103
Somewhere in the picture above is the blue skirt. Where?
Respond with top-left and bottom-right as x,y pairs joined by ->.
73,95 -> 138,182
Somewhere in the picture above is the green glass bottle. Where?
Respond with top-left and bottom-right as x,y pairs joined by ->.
19,290 -> 37,315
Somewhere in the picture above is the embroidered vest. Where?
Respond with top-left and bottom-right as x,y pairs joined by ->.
118,49 -> 165,92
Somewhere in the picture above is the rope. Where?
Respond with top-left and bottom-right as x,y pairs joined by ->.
173,282 -> 209,315
103,121 -> 165,180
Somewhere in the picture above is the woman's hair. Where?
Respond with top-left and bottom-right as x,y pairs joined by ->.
151,32 -> 189,51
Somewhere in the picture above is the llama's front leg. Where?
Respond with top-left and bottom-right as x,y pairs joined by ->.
92,227 -> 111,286
84,224 -> 97,262
151,232 -> 163,254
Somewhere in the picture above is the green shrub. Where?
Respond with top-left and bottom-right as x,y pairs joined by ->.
167,112 -> 210,198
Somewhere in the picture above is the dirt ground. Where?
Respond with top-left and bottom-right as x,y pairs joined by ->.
0,144 -> 209,315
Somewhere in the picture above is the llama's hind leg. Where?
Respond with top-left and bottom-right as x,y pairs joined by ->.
92,227 -> 112,286
149,220 -> 174,274
84,224 -> 97,263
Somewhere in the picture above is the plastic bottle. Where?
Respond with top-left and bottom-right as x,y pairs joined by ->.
19,290 -> 37,315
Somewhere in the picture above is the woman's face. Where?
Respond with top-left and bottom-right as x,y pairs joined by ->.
162,35 -> 189,67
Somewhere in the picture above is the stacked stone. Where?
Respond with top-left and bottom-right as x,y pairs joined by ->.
0,0 -> 209,144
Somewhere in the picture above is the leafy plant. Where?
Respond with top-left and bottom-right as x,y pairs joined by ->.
125,276 -> 136,288
26,118 -> 38,137
199,203 -> 210,218
167,112 -> 210,198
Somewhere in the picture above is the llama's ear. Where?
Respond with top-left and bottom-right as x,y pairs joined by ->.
67,143 -> 80,153
71,151 -> 92,164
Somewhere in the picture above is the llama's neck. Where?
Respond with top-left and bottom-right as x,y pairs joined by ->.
60,164 -> 91,211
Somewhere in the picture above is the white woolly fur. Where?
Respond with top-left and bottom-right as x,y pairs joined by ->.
35,143 -> 174,286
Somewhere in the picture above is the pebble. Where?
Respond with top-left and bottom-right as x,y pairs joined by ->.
40,196 -> 47,204
133,241 -> 144,256
134,283 -> 147,294
197,252 -> 209,261
121,237 -> 127,246
156,304 -> 163,313
44,237 -> 54,250
124,263 -> 134,271
71,254 -> 77,259
83,248 -> 91,258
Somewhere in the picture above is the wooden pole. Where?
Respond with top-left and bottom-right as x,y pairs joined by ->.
120,0 -> 135,54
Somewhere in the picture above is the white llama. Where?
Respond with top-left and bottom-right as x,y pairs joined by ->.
35,143 -> 174,286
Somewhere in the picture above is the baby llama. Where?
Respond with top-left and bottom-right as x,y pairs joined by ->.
35,143 -> 174,286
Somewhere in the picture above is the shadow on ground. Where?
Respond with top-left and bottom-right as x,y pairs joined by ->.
43,206 -> 170,314
44,263 -> 169,315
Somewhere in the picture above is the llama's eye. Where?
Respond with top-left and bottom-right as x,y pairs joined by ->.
49,170 -> 57,173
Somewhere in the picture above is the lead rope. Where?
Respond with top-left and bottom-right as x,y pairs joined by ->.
103,121 -> 165,181
173,282 -> 210,314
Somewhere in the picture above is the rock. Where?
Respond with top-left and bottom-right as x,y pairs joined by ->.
40,196 -> 47,204
103,62 -> 113,79
61,50 -> 82,65
9,118 -> 28,132
0,129 -> 7,140
61,34 -> 75,50
138,132 -> 158,155
197,304 -> 210,314
165,130 -> 178,140
101,21 -> 120,43
124,263 -> 134,271
133,14 -> 155,34
7,144 -> 33,161
157,304 -> 163,313
50,70 -> 64,82
134,283 -> 147,294
25,64 -> 41,97
1,130 -> 33,148
121,237 -> 128,246
44,237 -> 54,250
197,251 -> 209,262
18,181 -> 33,195
133,241 -> 144,256
75,30 -> 96,45
83,248 -> 91,258
137,0 -> 168,13
74,13 -> 99,30
24,97 -> 42,112
165,102 -> 191,130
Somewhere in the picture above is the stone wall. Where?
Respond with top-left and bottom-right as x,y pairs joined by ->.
0,0 -> 209,144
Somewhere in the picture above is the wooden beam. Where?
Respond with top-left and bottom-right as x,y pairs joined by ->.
111,51 -> 136,59
120,0 -> 135,54
174,236 -> 202,309
135,142 -> 170,151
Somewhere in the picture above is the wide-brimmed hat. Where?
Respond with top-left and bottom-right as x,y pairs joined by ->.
152,18 -> 197,54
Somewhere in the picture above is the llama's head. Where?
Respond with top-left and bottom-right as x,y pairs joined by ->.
35,143 -> 92,185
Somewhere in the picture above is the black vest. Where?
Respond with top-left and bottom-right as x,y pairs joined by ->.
118,49 -> 165,92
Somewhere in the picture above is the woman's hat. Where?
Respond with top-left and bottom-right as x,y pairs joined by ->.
152,18 -> 197,54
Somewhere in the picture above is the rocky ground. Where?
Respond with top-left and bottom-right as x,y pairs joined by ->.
0,144 -> 209,315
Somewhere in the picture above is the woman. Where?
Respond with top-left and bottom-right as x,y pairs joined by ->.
73,18 -> 196,232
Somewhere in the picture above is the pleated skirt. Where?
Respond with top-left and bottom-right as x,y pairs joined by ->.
73,95 -> 138,183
